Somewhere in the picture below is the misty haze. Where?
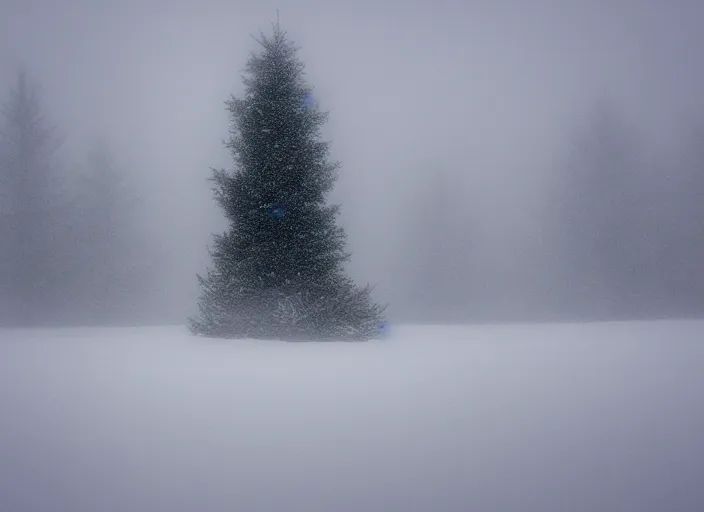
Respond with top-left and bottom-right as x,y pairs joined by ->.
1,0 -> 703,511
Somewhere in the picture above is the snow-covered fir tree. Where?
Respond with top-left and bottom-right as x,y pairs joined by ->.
190,23 -> 385,340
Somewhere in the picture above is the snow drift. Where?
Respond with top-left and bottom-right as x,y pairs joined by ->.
1,321 -> 703,511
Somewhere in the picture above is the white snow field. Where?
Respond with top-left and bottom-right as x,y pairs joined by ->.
1,321 -> 703,512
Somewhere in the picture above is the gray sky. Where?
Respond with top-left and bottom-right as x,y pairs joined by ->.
1,0 -> 703,321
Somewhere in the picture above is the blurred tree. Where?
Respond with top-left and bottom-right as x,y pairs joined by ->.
63,140 -> 152,325
657,122 -> 704,315
0,70 -> 67,326
403,167 -> 473,322
552,99 -> 661,319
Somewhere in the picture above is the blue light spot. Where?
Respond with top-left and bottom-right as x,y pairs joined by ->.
269,204 -> 286,220
302,93 -> 316,110
377,321 -> 391,339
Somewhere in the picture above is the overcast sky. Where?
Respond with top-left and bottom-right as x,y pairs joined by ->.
1,0 -> 703,321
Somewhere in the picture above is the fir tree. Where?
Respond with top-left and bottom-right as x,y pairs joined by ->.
552,99 -> 651,318
404,167 -> 472,322
64,140 -> 150,324
190,23 -> 385,340
0,70 -> 65,326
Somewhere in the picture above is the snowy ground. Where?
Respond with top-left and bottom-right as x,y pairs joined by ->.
1,321 -> 703,512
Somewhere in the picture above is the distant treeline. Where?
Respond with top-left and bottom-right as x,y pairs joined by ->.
399,99 -> 704,323
0,71 -> 152,327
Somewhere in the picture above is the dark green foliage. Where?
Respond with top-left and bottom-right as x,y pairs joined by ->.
190,24 -> 385,340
